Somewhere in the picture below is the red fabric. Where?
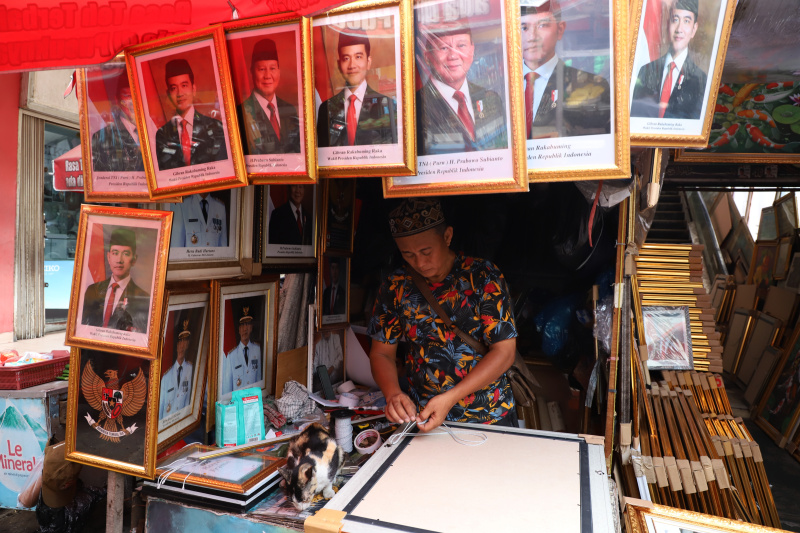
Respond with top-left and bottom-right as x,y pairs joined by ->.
268,102 -> 280,141
88,223 -> 106,283
181,119 -> 191,165
0,0 -> 353,73
102,282 -> 119,327
658,62 -> 676,118
524,72 -> 538,139
643,0 -> 663,61
453,90 -> 474,140
346,94 -> 357,146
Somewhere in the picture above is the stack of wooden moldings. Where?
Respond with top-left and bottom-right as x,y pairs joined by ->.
660,370 -> 781,528
634,244 -> 723,373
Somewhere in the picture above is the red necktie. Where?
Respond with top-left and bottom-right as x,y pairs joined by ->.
659,61 -> 677,118
181,119 -> 191,165
296,208 -> 303,238
103,283 -> 119,327
268,102 -> 281,141
347,94 -> 358,145
453,90 -> 475,141
525,72 -> 539,139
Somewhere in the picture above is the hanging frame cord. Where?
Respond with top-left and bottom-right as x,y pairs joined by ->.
386,420 -> 488,447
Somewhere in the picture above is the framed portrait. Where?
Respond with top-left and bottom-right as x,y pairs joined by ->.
674,82 -> 800,163
308,326 -> 347,395
78,57 -> 155,203
318,254 -> 350,327
313,0 -> 416,178
626,501 -> 784,533
522,0 -> 630,183
323,178 -> 357,253
642,305 -> 693,370
774,236 -> 793,281
66,205 -> 172,359
125,25 -> 248,200
164,186 -> 254,280
208,278 -> 279,428
156,288 -> 210,452
757,206 -> 778,241
262,184 -> 317,263
774,192 -> 798,238
782,252 -> 800,293
628,0 -> 737,147
754,323 -> 800,446
748,241 -> 778,290
383,0 -> 527,196
723,217 -> 754,271
225,14 -> 317,184
65,347 -> 160,478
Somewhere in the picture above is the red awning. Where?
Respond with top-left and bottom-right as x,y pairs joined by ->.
52,144 -> 84,192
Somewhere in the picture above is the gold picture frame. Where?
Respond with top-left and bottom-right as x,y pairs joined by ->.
224,14 -> 318,185
382,0 -> 527,196
774,192 -> 798,238
66,347 -> 161,479
628,0 -> 737,148
312,0 -> 416,178
65,205 -> 172,360
261,183 -> 319,266
626,502 -> 786,533
525,0 -> 630,183
322,178 -> 356,254
207,277 -> 279,432
318,253 -> 350,329
156,286 -> 212,453
125,25 -> 248,200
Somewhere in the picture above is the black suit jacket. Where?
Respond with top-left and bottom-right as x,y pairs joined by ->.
317,86 -> 397,147
322,284 -> 346,315
630,54 -> 707,120
91,110 -> 145,172
155,110 -> 228,171
81,278 -> 150,333
416,80 -> 508,156
529,61 -> 611,139
239,93 -> 301,155
268,202 -> 312,246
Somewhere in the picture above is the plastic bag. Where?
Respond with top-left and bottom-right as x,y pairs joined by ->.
16,453 -> 43,508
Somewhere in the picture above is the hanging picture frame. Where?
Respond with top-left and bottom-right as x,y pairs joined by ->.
383,0 -> 527,196
318,254 -> 350,328
224,13 -> 317,184
125,25 -> 248,200
65,205 -> 172,359
312,0 -> 416,178
322,178 -> 357,254
628,0 -> 737,147
65,347 -> 160,478
261,183 -> 318,264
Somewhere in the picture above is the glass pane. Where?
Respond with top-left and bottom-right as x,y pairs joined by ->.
44,122 -> 81,325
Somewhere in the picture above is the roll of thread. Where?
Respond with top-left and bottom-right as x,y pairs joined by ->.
337,380 -> 356,393
338,392 -> 359,407
332,410 -> 353,453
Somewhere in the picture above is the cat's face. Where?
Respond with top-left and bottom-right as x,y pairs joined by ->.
280,462 -> 317,510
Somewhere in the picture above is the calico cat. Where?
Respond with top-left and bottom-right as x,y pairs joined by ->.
279,422 -> 344,510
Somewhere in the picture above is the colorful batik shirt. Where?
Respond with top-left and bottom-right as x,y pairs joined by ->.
367,254 -> 518,423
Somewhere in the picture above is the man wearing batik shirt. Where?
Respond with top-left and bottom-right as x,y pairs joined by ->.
367,197 -> 518,432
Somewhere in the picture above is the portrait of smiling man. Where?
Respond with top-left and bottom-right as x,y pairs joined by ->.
154,57 -> 228,171
416,21 -> 508,155
521,0 -> 611,139
239,37 -> 301,155
81,227 -> 150,333
317,29 -> 397,148
631,0 -> 707,119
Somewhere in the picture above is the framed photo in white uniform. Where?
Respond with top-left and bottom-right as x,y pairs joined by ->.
207,278 -> 279,431
156,286 -> 211,452
163,186 -> 255,281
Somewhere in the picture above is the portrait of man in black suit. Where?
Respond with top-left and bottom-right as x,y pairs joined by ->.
416,22 -> 508,155
269,184 -> 313,246
630,0 -> 707,120
317,30 -> 397,147
239,38 -> 301,155
155,58 -> 228,171
322,256 -> 346,316
521,1 -> 611,139
81,227 -> 150,333
91,75 -> 145,172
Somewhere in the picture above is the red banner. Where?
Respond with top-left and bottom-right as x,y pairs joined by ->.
52,144 -> 84,192
0,0 -> 347,73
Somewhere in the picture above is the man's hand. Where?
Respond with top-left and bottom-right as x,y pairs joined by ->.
385,392 -> 418,424
417,391 -> 458,433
